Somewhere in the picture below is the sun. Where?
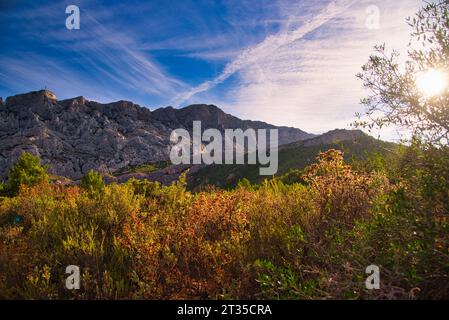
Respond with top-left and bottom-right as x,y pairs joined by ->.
415,69 -> 448,98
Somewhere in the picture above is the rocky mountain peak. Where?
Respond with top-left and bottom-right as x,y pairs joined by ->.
5,89 -> 57,107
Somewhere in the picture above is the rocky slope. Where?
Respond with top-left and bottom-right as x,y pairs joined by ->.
0,89 -> 314,180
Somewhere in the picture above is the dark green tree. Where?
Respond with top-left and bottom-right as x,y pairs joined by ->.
6,152 -> 49,195
357,0 -> 449,145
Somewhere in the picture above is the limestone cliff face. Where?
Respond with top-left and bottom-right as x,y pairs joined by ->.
0,90 -> 171,179
0,90 -> 313,180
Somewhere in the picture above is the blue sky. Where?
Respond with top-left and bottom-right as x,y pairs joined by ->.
0,0 -> 422,139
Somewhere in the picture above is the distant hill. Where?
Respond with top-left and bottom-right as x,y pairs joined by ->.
0,89 -> 313,180
187,129 -> 398,190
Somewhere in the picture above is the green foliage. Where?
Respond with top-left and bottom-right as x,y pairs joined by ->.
81,170 -> 105,195
5,152 -> 48,195
357,0 -> 449,145
278,169 -> 304,185
236,178 -> 254,190
254,260 -> 303,299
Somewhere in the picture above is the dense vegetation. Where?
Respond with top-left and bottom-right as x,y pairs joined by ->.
0,145 -> 447,299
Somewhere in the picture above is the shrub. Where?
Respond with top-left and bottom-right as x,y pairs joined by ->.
302,150 -> 389,235
236,178 -> 253,190
345,143 -> 449,299
81,170 -> 105,196
278,169 -> 304,185
5,152 -> 48,195
0,182 -> 142,299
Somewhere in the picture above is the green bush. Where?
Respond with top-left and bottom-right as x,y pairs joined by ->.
278,169 -> 304,185
5,152 -> 48,196
81,170 -> 105,196
236,178 -> 254,190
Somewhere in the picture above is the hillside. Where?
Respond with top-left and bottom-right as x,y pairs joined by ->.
188,129 -> 398,190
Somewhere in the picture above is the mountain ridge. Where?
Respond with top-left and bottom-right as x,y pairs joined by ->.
0,89 -> 317,180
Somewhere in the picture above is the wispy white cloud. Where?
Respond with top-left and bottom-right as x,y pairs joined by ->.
81,14 -> 188,96
175,0 -> 359,104
0,1 -> 190,104
0,54 -> 121,102
180,48 -> 242,62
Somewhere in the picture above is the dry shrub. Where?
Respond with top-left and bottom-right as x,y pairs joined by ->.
120,188 -> 251,299
302,149 -> 390,237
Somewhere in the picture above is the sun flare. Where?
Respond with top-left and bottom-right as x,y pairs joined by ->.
415,69 -> 448,98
